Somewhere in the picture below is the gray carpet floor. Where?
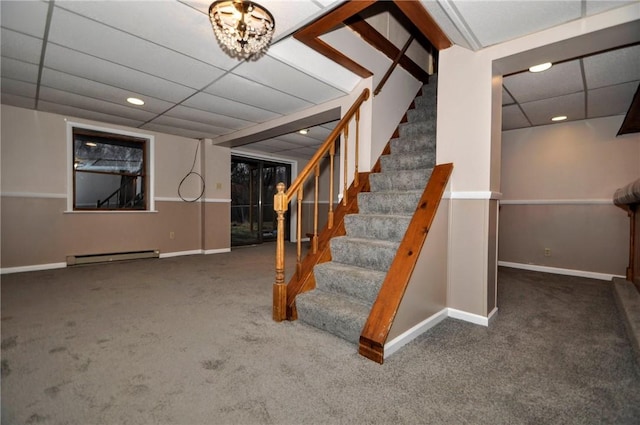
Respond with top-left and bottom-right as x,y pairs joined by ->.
2,243 -> 639,425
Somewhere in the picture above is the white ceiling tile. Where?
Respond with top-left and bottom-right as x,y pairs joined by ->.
38,87 -> 158,122
140,122 -> 208,140
1,57 -> 39,84
182,0 -> 324,41
1,77 -> 37,98
588,81 -> 639,118
1,93 -> 36,109
502,104 -> 531,131
503,60 -> 583,103
41,68 -> 175,114
1,0 -> 49,38
205,73 -> 312,114
164,105 -> 254,130
43,44 -> 196,103
233,55 -> 346,103
150,115 -> 234,137
520,92 -> 585,126
268,38 -> 359,93
1,28 -> 43,64
583,44 -> 640,89
183,91 -> 282,123
38,101 -> 145,128
454,1 -> 581,47
55,1 -> 239,71
419,0 -> 472,50
48,7 -> 225,89
277,133 -> 323,147
248,139 -> 302,152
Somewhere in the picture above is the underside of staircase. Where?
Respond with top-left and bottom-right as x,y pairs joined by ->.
295,77 -> 438,349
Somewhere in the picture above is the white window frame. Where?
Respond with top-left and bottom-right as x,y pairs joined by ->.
66,121 -> 155,212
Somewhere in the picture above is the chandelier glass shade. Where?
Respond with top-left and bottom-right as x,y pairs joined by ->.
208,0 -> 275,59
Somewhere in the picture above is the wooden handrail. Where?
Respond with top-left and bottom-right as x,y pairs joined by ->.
284,88 -> 370,198
359,163 -> 454,363
374,35 -> 414,96
273,88 -> 371,321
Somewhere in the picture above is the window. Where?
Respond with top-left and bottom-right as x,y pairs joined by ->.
71,127 -> 150,211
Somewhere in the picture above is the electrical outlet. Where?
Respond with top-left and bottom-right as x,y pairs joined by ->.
169,231 -> 175,240
216,182 -> 222,190
544,248 -> 551,257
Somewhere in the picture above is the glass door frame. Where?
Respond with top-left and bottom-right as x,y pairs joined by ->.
230,153 -> 295,247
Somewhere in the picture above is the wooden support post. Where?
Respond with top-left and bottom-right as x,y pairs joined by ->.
273,182 -> 288,322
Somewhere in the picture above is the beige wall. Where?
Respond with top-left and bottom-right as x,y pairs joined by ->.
499,116 -> 639,276
436,4 -> 638,318
1,105 -> 232,271
388,197 -> 449,340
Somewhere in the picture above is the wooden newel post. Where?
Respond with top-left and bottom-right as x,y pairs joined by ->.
273,182 -> 288,321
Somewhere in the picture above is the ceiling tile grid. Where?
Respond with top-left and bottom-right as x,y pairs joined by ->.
503,60 -> 584,104
520,91 -> 585,126
1,0 -> 637,153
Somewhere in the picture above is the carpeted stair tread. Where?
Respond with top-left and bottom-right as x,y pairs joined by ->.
330,236 -> 399,272
369,168 -> 433,192
314,262 -> 386,305
296,289 -> 369,344
344,213 -> 411,242
357,190 -> 422,215
391,136 -> 434,154
380,151 -> 435,172
295,78 -> 438,348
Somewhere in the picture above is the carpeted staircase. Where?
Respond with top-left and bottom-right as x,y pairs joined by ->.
296,77 -> 438,345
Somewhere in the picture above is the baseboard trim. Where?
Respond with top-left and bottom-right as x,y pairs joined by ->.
498,261 -> 624,281
384,308 -> 449,358
384,306 -> 497,359
159,250 -> 203,258
448,308 -> 492,326
203,248 -> 231,255
3,249 -> 232,273
0,262 -> 67,275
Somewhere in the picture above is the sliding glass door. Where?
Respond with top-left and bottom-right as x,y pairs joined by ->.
231,156 -> 291,246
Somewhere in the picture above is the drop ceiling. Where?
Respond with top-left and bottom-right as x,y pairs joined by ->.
1,1 -> 638,160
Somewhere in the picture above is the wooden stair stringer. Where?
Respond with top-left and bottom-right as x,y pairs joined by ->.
359,162 -> 453,363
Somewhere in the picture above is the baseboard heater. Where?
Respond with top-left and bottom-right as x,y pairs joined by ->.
66,249 -> 160,266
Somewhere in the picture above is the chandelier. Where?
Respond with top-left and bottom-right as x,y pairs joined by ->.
209,0 -> 275,59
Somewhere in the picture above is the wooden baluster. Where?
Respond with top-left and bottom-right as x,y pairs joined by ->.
313,163 -> 320,254
342,124 -> 349,206
328,142 -> 335,229
273,182 -> 288,322
354,109 -> 360,187
296,187 -> 303,278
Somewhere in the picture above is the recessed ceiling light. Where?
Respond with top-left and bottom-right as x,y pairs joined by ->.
85,142 -> 97,147
529,62 -> 552,73
551,115 -> 567,122
299,129 -> 309,135
127,97 -> 145,106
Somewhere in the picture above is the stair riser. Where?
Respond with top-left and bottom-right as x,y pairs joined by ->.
330,238 -> 398,272
357,191 -> 422,215
296,296 -> 366,345
390,137 -> 435,154
369,169 -> 433,192
314,262 -> 384,305
296,294 -> 366,345
344,214 -> 411,242
399,121 -> 436,140
406,107 -> 436,122
380,152 -> 435,172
